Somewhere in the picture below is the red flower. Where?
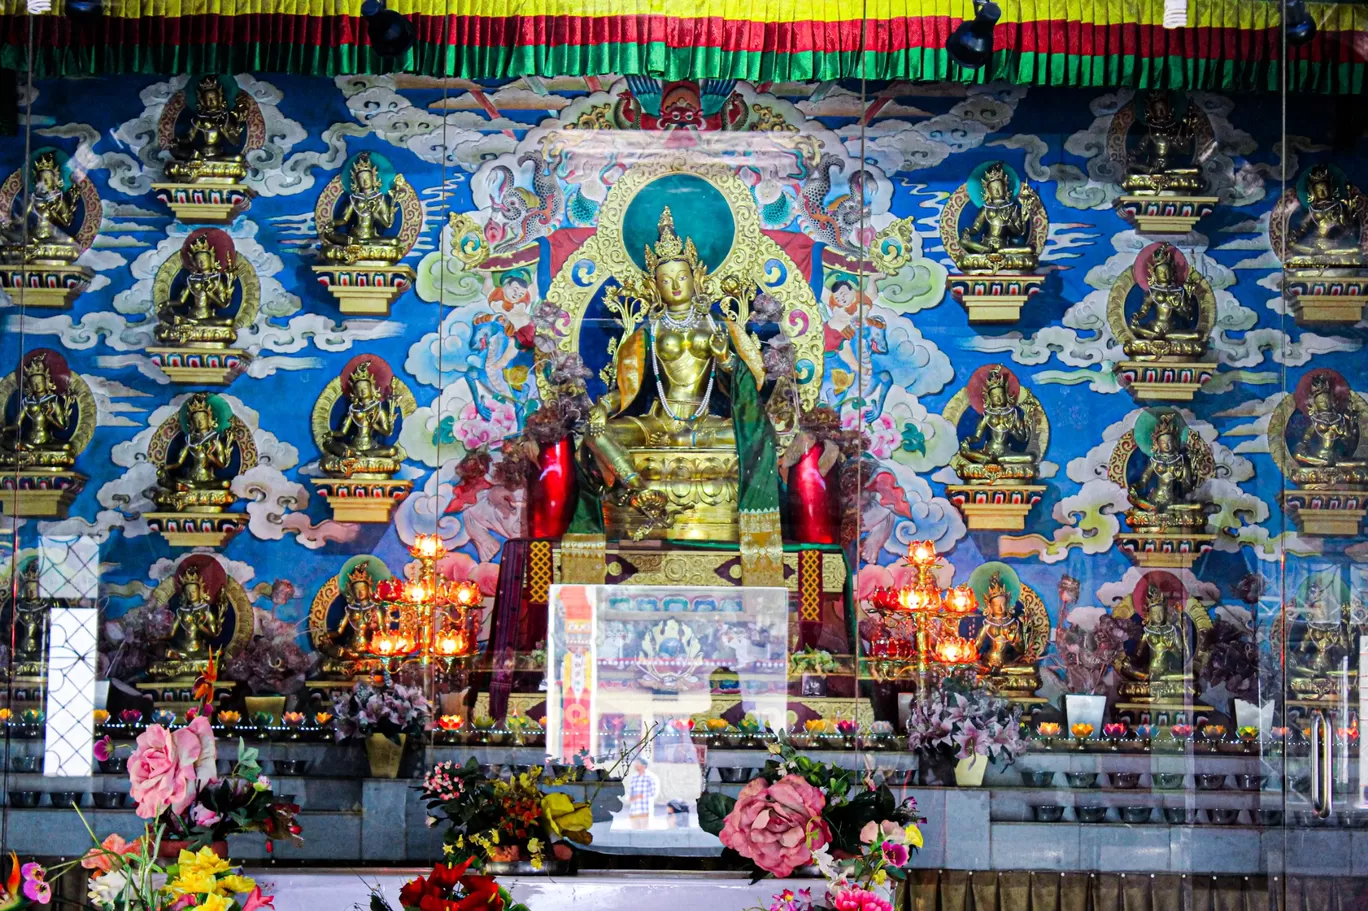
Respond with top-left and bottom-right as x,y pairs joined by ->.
399,876 -> 429,908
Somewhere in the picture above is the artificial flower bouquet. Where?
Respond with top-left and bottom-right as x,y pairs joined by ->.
82,841 -> 275,911
697,741 -> 922,911
332,680 -> 434,745
370,860 -> 528,911
418,760 -> 592,871
905,677 -> 1027,770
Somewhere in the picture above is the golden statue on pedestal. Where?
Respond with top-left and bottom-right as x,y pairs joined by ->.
1111,571 -> 1211,706
1275,569 -> 1358,703
2,555 -> 62,678
938,160 -> 1046,322
320,152 -> 414,266
145,393 -> 258,547
0,148 -> 100,309
1269,163 -> 1368,324
4,152 -> 82,265
1108,243 -> 1217,401
965,562 -> 1049,702
165,76 -> 253,186
581,206 -> 766,542
1269,369 -> 1368,537
146,555 -> 251,681
309,556 -> 393,678
147,229 -> 259,384
312,151 -> 422,316
1108,408 -> 1217,567
309,355 -> 416,523
1121,91 -> 1204,196
943,364 -> 1049,531
0,350 -> 94,518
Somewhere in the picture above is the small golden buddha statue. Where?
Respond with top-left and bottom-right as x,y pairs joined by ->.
1125,243 -> 1205,358
975,571 -> 1024,673
952,365 -> 1040,483
1122,92 -> 1203,196
1116,584 -> 1190,681
1292,577 -> 1352,681
11,558 -> 58,677
0,357 -> 76,471
1292,372 -> 1365,486
1127,411 -> 1206,529
1285,164 -> 1366,269
153,393 -> 236,510
581,206 -> 766,541
4,152 -> 82,266
956,162 -> 1039,274
320,360 -> 403,476
320,152 -> 413,266
155,233 -> 239,349
332,563 -> 381,661
165,76 -> 251,185
151,566 -> 227,678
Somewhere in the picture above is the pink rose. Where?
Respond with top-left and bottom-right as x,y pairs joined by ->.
128,716 -> 217,819
190,804 -> 221,827
831,888 -> 893,911
718,774 -> 831,878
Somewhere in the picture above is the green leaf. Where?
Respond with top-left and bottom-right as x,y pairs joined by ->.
695,791 -> 736,836
900,421 -> 926,456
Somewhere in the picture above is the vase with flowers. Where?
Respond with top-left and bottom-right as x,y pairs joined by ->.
333,679 -> 433,777
698,739 -> 922,911
224,610 -> 317,726
906,678 -> 1026,786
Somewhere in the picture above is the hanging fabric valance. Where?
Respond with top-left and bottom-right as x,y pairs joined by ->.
0,0 -> 1362,93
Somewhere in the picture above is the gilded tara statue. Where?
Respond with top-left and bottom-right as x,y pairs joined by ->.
164,76 -> 253,185
1122,91 -> 1204,196
1,356 -> 76,471
952,162 -> 1042,273
0,350 -> 95,518
3,151 -> 84,266
320,152 -> 414,266
155,232 -> 239,348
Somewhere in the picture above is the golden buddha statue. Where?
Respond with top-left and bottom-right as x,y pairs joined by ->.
952,365 -> 1040,483
956,162 -> 1039,274
1127,411 -> 1207,530
153,393 -> 237,512
1116,584 -> 1190,681
165,76 -> 252,185
580,207 -> 768,541
155,233 -> 239,349
1292,372 -> 1366,486
332,563 -> 381,663
11,558 -> 59,677
1285,164 -> 1366,269
320,360 -> 403,476
0,357 -> 76,471
1125,243 -> 1205,359
1289,576 -> 1353,687
975,571 -> 1024,673
1122,91 -> 1203,196
320,152 -> 413,266
150,566 -> 227,679
3,152 -> 82,266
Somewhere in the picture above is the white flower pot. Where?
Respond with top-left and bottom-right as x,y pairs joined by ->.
1234,699 -> 1275,736
94,681 -> 110,711
1065,694 -> 1107,737
954,754 -> 988,786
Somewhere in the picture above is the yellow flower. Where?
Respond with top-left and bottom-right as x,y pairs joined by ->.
873,869 -> 887,886
541,792 -> 593,837
904,825 -> 924,849
218,876 -> 256,896
199,893 -> 233,911
178,847 -> 232,880
167,872 -> 218,897
93,709 -> 110,724
442,843 -> 454,856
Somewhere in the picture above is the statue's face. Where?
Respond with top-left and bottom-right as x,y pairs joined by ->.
191,249 -> 216,274
1149,598 -> 1167,624
1153,261 -> 1172,285
355,167 -> 378,193
349,578 -> 371,603
654,260 -> 695,307
34,167 -> 58,193
1309,178 -> 1332,202
1154,430 -> 1175,454
19,573 -> 38,600
25,372 -> 49,396
189,409 -> 214,433
181,579 -> 202,603
1149,95 -> 1171,121
353,377 -> 376,402
988,592 -> 1009,617
984,177 -> 1008,201
200,84 -> 224,112
987,385 -> 1007,408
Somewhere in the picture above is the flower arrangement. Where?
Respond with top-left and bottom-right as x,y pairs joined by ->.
700,740 -> 921,911
419,760 -> 593,871
371,860 -> 526,911
332,680 -> 433,744
223,612 -> 317,697
905,679 -> 1026,766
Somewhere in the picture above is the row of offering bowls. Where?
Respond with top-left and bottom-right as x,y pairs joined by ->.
1020,770 -> 1270,791
1031,806 -> 1284,825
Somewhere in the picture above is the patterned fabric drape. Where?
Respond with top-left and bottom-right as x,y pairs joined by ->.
0,0 -> 1363,92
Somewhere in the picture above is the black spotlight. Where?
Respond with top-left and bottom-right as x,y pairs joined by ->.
1283,0 -> 1316,46
946,0 -> 1002,70
361,0 -> 415,59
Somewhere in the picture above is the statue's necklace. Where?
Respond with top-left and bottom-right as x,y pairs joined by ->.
650,313 -> 715,423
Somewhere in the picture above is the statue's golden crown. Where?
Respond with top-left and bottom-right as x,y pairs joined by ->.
985,364 -> 1009,395
185,392 -> 215,422
349,360 -> 375,387
1310,372 -> 1333,397
1147,242 -> 1179,284
1153,410 -> 1181,440
1308,163 -> 1332,186
986,571 -> 1009,602
643,206 -> 701,274
348,563 -> 373,587
32,151 -> 58,174
351,152 -> 378,179
188,233 -> 215,256
18,559 -> 39,583
180,566 -> 203,587
22,356 -> 51,381
982,162 -> 1009,188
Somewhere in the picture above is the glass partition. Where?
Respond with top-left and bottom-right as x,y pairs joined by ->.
0,2 -> 1366,908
